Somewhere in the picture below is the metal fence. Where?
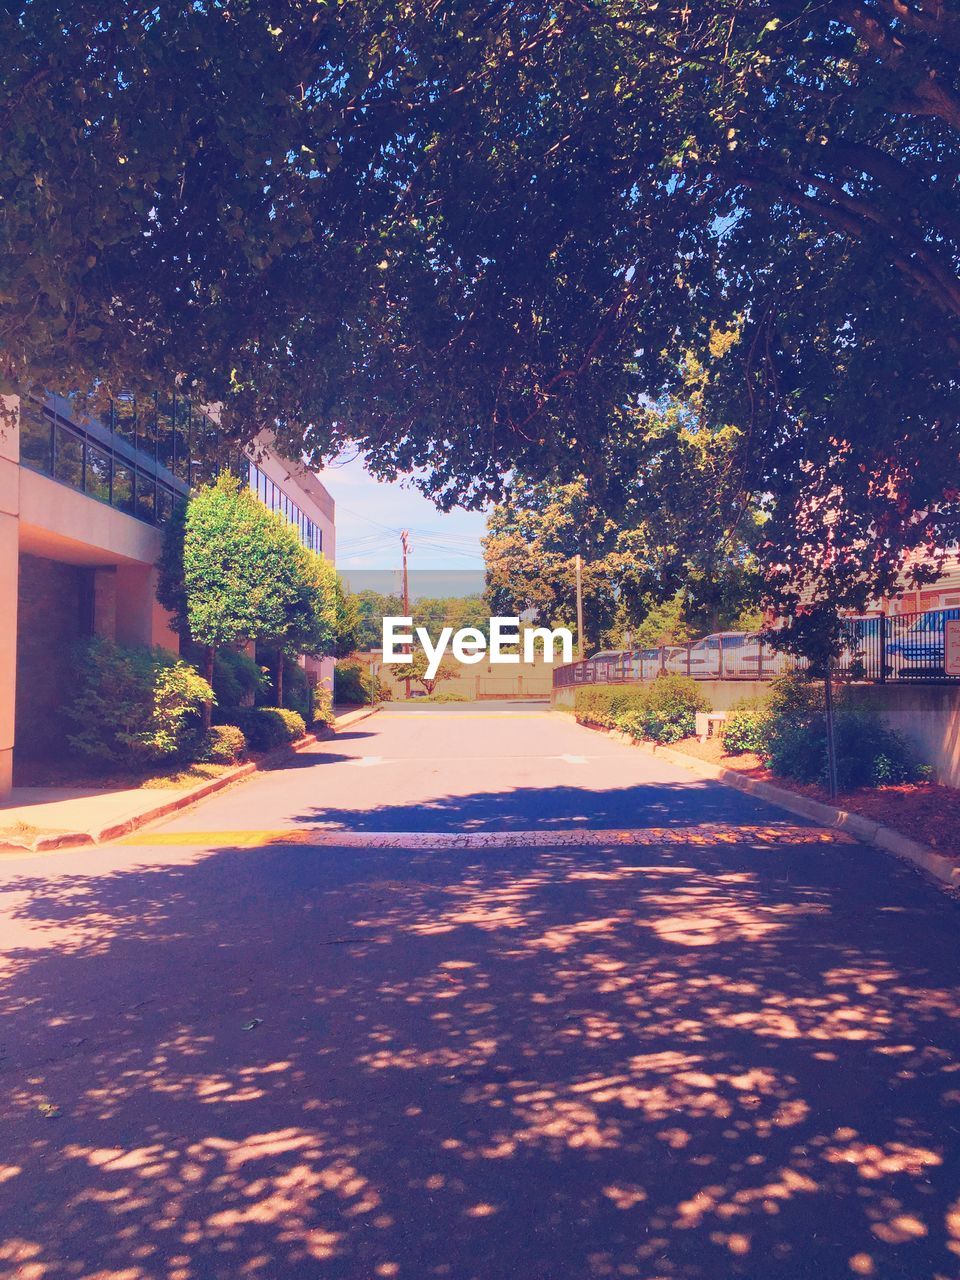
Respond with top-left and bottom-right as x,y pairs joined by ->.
553,609 -> 960,689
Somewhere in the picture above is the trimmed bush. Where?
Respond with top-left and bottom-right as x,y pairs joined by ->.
722,696 -> 773,755
574,686 -> 649,729
617,676 -> 709,744
219,707 -> 306,752
199,724 -> 247,764
334,659 -> 378,705
420,691 -> 469,703
65,638 -> 213,765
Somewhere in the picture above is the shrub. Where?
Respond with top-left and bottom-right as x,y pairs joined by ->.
722,696 -> 773,755
312,685 -> 335,727
765,676 -> 925,789
65,638 -> 213,765
213,648 -> 268,708
574,686 -> 649,729
334,659 -> 377,705
420,690 -> 469,703
616,676 -> 709,744
198,724 -> 247,764
218,707 -> 306,752
281,659 -> 313,721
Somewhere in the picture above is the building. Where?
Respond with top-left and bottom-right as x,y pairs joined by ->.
0,392 -> 335,797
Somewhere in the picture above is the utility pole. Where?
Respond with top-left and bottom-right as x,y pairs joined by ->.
575,553 -> 585,661
401,530 -> 411,699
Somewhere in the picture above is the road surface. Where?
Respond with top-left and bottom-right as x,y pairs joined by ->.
1,703 -> 958,1279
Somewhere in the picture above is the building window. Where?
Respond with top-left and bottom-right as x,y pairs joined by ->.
136,471 -> 156,522
54,424 -> 84,489
20,402 -> 53,473
85,443 -> 112,503
112,463 -> 134,514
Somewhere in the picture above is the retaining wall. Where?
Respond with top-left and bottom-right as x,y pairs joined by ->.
553,680 -> 960,787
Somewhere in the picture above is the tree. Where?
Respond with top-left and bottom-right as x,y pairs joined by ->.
484,391 -> 766,652
332,579 -> 365,659
265,545 -> 338,707
390,650 -> 459,697
3,2 -> 957,618
158,472 -> 326,726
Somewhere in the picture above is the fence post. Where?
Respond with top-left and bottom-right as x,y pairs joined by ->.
758,639 -> 765,680
879,613 -> 887,684
686,646 -> 692,678
718,639 -> 724,680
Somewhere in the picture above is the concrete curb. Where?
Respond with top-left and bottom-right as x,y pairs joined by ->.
2,705 -> 386,855
1,728 -> 330,855
330,704 -> 382,731
577,717 -> 960,891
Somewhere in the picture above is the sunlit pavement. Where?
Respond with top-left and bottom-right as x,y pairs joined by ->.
2,705 -> 959,1278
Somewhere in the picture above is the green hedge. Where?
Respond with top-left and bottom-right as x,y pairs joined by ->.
218,706 -> 306,752
722,696 -> 773,755
575,678 -> 708,744
616,677 -> 709,744
198,724 -> 248,764
573,686 -> 650,729
65,637 -> 213,765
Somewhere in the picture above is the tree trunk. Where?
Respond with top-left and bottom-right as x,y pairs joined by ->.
203,645 -> 215,732
824,661 -> 839,800
276,652 -> 284,709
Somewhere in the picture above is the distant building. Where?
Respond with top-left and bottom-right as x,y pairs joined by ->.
0,392 -> 335,796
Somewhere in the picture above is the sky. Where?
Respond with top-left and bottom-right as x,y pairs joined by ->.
319,453 -> 488,598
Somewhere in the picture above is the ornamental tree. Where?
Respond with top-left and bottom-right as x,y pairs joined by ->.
158,472 -> 328,725
390,650 -> 459,698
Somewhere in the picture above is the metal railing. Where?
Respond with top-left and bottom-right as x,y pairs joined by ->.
553,610 -> 960,688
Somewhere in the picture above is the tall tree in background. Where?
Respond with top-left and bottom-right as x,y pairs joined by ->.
485,388 -> 765,651
3,1 -> 957,623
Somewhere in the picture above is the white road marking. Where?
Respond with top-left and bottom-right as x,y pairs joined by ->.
559,754 -> 589,765
350,756 -> 385,767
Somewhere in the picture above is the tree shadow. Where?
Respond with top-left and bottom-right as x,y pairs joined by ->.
289,776 -> 801,832
1,828 -> 959,1277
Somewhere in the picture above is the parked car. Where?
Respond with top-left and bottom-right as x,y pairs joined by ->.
888,607 -> 960,675
721,633 -> 790,678
663,632 -> 762,678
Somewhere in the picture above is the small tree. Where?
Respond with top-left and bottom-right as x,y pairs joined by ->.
333,580 -> 365,658
391,650 -> 459,697
266,545 -> 338,707
158,473 -> 318,728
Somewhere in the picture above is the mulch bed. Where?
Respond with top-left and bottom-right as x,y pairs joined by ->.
670,736 -> 958,858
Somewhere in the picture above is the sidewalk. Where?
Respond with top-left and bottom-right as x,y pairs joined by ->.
0,704 -> 380,853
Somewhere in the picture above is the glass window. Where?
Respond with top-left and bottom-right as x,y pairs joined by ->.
157,399 -> 176,471
19,402 -> 53,473
54,424 -> 84,489
173,399 -> 190,482
157,486 -> 174,526
113,394 -> 137,444
112,463 -> 134,514
136,471 -> 156,522
85,443 -> 112,502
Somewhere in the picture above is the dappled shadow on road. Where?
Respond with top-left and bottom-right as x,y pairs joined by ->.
292,776 -> 781,832
1,833 -> 959,1279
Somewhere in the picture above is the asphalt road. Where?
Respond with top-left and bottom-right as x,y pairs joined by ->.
2,703 -> 959,1279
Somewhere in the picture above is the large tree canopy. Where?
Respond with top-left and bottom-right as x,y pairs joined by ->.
2,1 -> 958,611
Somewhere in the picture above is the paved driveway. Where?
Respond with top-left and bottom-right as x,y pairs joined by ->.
1,704 -> 958,1279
